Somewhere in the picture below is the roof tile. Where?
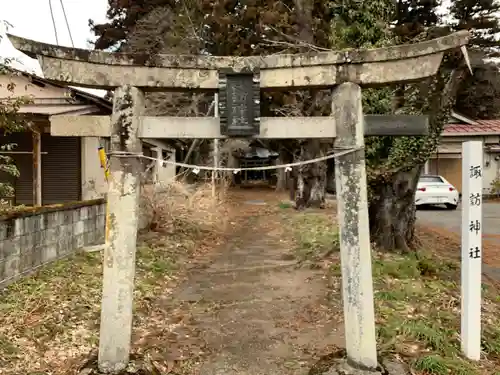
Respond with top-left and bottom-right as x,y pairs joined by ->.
443,120 -> 500,135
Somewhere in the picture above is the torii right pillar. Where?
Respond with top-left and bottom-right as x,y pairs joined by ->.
333,82 -> 377,370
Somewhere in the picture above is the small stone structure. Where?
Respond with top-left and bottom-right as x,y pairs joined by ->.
0,199 -> 106,287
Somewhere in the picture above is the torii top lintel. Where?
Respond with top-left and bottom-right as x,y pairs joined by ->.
7,31 -> 469,91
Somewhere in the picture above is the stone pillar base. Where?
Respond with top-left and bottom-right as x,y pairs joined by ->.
322,358 -> 409,375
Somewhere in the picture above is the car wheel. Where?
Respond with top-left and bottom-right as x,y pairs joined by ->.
445,203 -> 458,210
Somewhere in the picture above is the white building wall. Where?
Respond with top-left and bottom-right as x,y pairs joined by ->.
151,147 -> 176,186
484,153 -> 500,194
429,135 -> 500,195
81,137 -> 108,200
158,149 -> 176,185
80,139 -> 177,201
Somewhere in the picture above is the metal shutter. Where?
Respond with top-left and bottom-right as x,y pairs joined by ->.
14,154 -> 33,205
41,135 -> 81,204
2,132 -> 34,206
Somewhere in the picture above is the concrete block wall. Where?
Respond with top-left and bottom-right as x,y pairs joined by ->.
0,199 -> 106,288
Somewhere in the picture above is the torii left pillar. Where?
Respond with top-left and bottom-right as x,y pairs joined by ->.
98,85 -> 144,372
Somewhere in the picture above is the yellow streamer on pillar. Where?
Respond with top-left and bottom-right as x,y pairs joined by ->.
98,147 -> 111,243
98,147 -> 110,180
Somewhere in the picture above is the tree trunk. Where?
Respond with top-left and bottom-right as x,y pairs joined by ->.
226,152 -> 239,186
368,165 -> 422,252
180,139 -> 200,182
326,157 -> 336,194
289,169 -> 296,201
294,140 -> 326,210
368,61 -> 467,252
290,0 -> 329,208
276,149 -> 288,191
276,167 -> 287,191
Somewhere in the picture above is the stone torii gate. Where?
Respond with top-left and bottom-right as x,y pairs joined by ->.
8,31 -> 469,373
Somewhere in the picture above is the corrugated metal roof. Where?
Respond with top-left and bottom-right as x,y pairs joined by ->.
443,120 -> 500,135
3,66 -> 111,110
18,104 -> 100,115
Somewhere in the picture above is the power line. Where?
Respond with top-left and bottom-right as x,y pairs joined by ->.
59,0 -> 74,47
48,0 -> 59,45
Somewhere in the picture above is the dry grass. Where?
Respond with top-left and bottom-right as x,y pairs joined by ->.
0,182 -> 233,375
417,223 -> 500,273
140,181 -> 231,234
286,210 -> 500,375
6,187 -> 498,375
369,251 -> 500,375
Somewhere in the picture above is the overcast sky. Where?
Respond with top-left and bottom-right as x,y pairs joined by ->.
1,0 -> 454,66
1,0 -> 107,70
0,0 -> 108,95
0,0 -> 455,95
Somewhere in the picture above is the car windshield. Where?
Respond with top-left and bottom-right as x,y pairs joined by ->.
419,176 -> 444,183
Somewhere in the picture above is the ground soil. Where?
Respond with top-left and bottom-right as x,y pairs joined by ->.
147,190 -> 344,375
7,188 -> 499,375
417,223 -> 500,284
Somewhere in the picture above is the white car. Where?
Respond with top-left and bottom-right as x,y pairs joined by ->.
415,175 -> 460,210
